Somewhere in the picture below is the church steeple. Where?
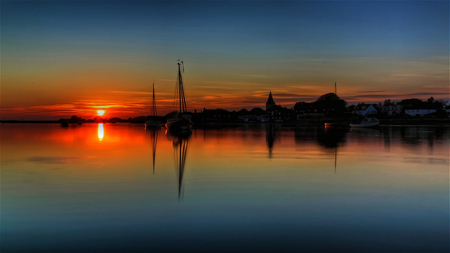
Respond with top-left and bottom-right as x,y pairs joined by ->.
266,91 -> 275,111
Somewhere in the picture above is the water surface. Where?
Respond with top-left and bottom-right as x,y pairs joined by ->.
1,123 -> 449,252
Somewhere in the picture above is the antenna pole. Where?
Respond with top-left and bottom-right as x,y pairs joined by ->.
152,82 -> 156,117
178,62 -> 182,112
335,82 -> 336,94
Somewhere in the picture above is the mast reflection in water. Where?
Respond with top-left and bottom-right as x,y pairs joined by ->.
147,129 -> 159,174
167,130 -> 190,200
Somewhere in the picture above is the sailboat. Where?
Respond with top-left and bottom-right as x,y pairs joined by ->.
165,60 -> 191,132
145,83 -> 160,128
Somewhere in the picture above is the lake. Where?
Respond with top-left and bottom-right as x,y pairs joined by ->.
1,123 -> 449,252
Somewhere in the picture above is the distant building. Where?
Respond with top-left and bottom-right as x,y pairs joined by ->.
352,104 -> 378,116
294,102 -> 326,120
404,108 -> 437,117
399,98 -> 444,117
266,91 -> 276,111
267,105 -> 296,122
202,109 -> 231,123
381,104 -> 402,116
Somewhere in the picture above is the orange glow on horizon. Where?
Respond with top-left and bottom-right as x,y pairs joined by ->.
1,84 -> 448,120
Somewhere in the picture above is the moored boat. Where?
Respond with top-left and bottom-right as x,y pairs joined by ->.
166,115 -> 191,131
165,60 -> 191,133
350,117 -> 379,128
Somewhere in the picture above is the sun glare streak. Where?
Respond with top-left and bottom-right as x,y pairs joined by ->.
98,123 -> 104,141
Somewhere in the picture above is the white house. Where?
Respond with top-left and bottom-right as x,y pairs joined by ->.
353,104 -> 378,116
405,108 -> 437,117
381,104 -> 402,116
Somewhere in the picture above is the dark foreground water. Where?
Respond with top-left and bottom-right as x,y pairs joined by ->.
1,123 -> 449,252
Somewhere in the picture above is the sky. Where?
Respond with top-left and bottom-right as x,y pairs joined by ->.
1,0 -> 449,120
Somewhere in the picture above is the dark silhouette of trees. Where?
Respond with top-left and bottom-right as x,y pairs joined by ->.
398,98 -> 423,107
250,107 -> 265,115
314,93 -> 347,118
383,99 -> 392,106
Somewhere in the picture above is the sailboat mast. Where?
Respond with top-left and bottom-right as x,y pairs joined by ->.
177,61 -> 187,113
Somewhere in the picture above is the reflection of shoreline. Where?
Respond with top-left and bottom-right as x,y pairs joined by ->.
266,124 -> 280,159
380,126 -> 446,148
317,127 -> 348,148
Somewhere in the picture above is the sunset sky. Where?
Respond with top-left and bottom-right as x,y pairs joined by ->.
2,0 -> 449,120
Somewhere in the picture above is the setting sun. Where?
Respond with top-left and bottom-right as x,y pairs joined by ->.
97,110 -> 105,116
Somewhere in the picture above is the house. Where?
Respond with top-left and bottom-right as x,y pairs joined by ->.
202,109 -> 231,123
294,102 -> 326,120
404,107 -> 437,117
381,104 -> 402,116
352,104 -> 378,116
403,101 -> 444,117
267,105 -> 296,122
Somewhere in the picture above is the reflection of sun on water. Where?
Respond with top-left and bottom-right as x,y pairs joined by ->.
98,123 -> 104,141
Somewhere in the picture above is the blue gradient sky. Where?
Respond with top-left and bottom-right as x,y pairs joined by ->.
2,1 -> 449,119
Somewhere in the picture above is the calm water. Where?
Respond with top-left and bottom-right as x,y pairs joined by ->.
1,123 -> 449,252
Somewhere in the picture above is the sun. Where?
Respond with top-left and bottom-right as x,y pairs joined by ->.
97,110 -> 105,116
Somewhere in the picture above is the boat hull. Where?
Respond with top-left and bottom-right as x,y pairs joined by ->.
165,118 -> 191,132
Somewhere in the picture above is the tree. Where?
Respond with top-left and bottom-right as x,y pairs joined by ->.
238,108 -> 249,114
314,93 -> 347,118
427,97 -> 435,103
316,93 -> 340,102
250,107 -> 265,115
398,98 -> 423,106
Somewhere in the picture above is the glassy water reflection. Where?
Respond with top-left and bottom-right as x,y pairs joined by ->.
1,123 -> 449,252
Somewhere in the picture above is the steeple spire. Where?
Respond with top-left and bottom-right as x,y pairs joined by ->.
266,91 -> 275,111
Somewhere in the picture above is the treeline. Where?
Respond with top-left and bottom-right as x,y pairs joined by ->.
2,95 -> 448,124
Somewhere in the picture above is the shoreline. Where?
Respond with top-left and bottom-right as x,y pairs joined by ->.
2,119 -> 450,127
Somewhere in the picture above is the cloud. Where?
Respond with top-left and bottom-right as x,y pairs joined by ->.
234,74 -> 272,79
204,81 -> 263,86
109,90 -> 152,95
358,90 -> 387,94
408,92 -> 449,97
157,79 -> 176,82
27,156 -> 79,164
392,74 -> 423,77
193,85 -> 239,90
